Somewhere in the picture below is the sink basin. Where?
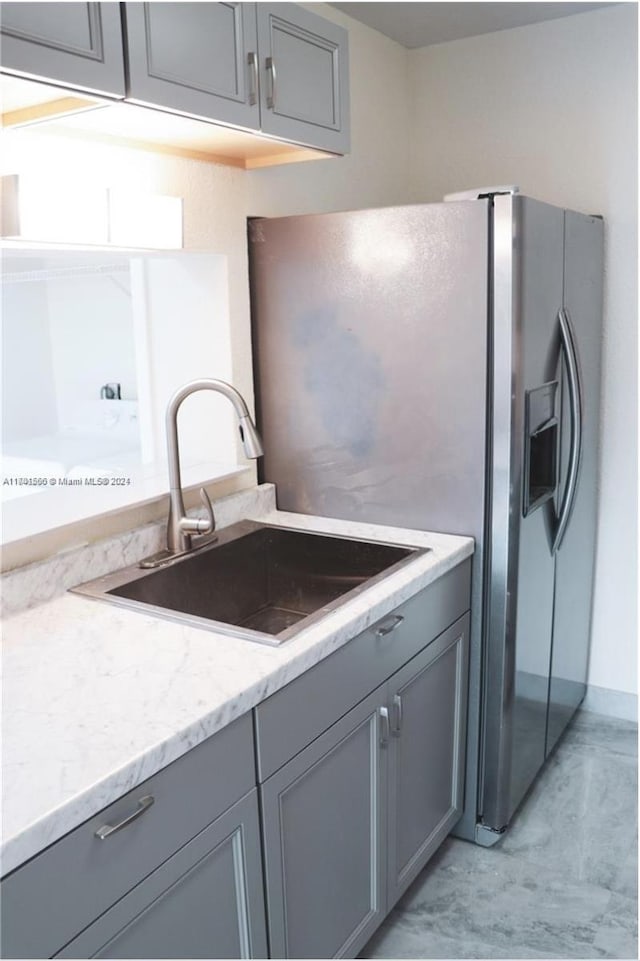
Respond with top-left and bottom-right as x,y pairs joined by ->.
73,520 -> 427,645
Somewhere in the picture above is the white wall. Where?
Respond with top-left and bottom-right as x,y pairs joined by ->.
47,271 -> 137,430
141,255 -> 236,470
1,274 -> 58,442
407,4 -> 638,697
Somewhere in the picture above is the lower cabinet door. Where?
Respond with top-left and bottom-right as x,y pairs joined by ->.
261,685 -> 388,959
57,790 -> 267,960
386,615 -> 469,907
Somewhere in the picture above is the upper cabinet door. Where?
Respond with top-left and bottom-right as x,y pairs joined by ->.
124,2 -> 261,130
0,2 -> 125,96
257,2 -> 350,153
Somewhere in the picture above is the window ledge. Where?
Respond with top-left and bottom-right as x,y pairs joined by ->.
1,462 -> 255,572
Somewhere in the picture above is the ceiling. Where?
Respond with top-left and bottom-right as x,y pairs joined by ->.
328,2 -> 620,48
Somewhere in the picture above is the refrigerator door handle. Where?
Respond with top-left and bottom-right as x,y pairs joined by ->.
552,307 -> 584,554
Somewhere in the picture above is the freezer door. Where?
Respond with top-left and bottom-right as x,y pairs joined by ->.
482,196 -> 565,831
249,201 -> 490,841
546,212 -> 603,754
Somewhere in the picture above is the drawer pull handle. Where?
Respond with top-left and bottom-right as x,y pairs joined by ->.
375,615 -> 404,637
94,795 -> 155,840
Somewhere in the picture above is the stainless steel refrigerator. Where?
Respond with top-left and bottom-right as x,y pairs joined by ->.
248,189 -> 603,844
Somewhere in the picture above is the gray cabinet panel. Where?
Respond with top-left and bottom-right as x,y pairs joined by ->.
0,2 -> 125,95
1,714 -> 254,960
261,686 -> 387,959
257,2 -> 349,152
387,615 -> 469,906
255,561 -> 471,781
58,789 -> 267,960
124,2 -> 260,129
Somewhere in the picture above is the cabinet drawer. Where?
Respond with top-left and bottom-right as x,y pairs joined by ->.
1,713 -> 254,960
255,560 -> 471,781
56,789 -> 267,960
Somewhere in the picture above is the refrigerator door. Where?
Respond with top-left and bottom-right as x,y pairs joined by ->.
249,201 -> 490,840
546,211 -> 603,755
481,196 -> 565,832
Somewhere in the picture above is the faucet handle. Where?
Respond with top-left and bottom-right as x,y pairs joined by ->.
199,487 -> 216,534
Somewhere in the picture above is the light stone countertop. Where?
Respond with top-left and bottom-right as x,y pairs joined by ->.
1,486 -> 473,876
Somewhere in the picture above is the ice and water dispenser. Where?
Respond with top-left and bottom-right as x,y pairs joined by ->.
523,381 -> 558,516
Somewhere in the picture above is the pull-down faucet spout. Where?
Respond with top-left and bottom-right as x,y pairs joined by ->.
140,379 -> 263,569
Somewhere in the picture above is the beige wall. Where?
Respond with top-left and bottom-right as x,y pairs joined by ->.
406,4 -> 638,696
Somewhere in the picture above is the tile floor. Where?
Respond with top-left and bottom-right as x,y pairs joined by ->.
361,710 -> 638,960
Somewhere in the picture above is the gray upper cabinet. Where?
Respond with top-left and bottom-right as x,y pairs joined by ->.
256,2 -> 349,153
57,790 -> 268,960
0,2 -> 125,95
123,2 -> 261,129
0,2 -> 350,156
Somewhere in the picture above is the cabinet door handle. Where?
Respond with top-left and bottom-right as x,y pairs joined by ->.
94,795 -> 155,840
375,615 -> 404,638
247,51 -> 258,106
266,56 -> 277,109
379,706 -> 390,747
392,694 -> 403,735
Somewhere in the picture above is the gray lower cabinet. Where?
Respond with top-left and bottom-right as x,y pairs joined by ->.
57,789 -> 267,960
256,3 -> 350,153
0,713 -> 260,960
260,610 -> 470,959
387,617 -> 469,907
0,2 -> 125,95
123,2 -> 261,130
261,686 -> 388,960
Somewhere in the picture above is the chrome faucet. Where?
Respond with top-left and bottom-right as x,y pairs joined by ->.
140,379 -> 263,569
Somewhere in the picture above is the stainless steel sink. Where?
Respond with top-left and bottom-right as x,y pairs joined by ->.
72,520 -> 427,645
